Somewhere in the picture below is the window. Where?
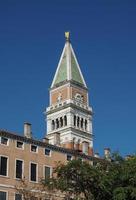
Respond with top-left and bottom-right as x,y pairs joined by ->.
51,120 -> 55,130
85,119 -> 87,130
30,163 -> 37,182
16,160 -> 23,179
0,191 -> 7,200
81,118 -> 84,129
16,141 -> 23,149
0,156 -> 8,176
64,115 -> 67,126
74,115 -> 76,126
45,148 -> 51,156
15,193 -> 22,200
0,137 -> 8,145
56,119 -> 59,129
31,145 -> 37,153
77,117 -> 80,127
44,166 -> 51,180
75,93 -> 83,103
67,155 -> 72,161
60,117 -> 63,127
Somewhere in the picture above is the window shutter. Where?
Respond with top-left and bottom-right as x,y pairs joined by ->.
0,156 -> 7,176
0,191 -> 6,200
45,166 -> 50,180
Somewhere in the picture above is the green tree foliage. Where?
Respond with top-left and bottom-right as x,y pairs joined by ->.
43,155 -> 136,200
112,155 -> 136,200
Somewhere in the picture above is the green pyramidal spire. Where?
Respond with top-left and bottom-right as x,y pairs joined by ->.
51,32 -> 87,88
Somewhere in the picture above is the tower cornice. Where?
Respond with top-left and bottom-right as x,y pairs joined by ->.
50,80 -> 88,91
46,101 -> 93,115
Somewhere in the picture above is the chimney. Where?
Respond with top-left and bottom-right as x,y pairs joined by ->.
82,141 -> 89,155
24,122 -> 32,138
72,137 -> 76,150
94,152 -> 100,158
53,132 -> 60,146
104,148 -> 111,160
43,137 -> 49,144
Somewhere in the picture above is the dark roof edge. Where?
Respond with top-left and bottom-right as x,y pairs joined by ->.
0,130 -> 105,163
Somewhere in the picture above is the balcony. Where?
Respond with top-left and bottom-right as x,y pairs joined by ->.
46,99 -> 92,112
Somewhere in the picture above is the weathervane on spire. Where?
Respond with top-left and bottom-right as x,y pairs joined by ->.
65,31 -> 70,41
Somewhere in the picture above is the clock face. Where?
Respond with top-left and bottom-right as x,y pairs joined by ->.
74,93 -> 84,103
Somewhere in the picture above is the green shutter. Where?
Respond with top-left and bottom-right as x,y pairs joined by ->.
0,191 -> 6,200
45,166 -> 51,179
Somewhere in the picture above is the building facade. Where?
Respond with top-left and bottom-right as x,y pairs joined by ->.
0,33 -> 95,200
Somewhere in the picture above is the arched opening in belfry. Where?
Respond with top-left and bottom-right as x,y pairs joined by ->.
51,120 -> 55,130
56,119 -> 59,129
74,115 -> 76,126
60,117 -> 63,127
64,115 -> 67,126
85,119 -> 87,130
81,118 -> 83,129
77,116 -> 80,127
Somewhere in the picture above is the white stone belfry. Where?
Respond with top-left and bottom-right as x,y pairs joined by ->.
45,33 -> 93,155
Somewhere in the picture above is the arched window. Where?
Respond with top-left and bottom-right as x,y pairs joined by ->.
81,118 -> 83,129
64,115 -> 67,126
77,117 -> 80,127
56,119 -> 59,129
74,115 -> 76,126
85,119 -> 87,130
60,117 -> 63,127
51,120 -> 55,130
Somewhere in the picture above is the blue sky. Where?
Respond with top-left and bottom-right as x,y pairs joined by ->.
0,0 -> 136,156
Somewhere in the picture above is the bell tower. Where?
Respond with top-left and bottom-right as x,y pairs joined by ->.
46,33 -> 93,156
